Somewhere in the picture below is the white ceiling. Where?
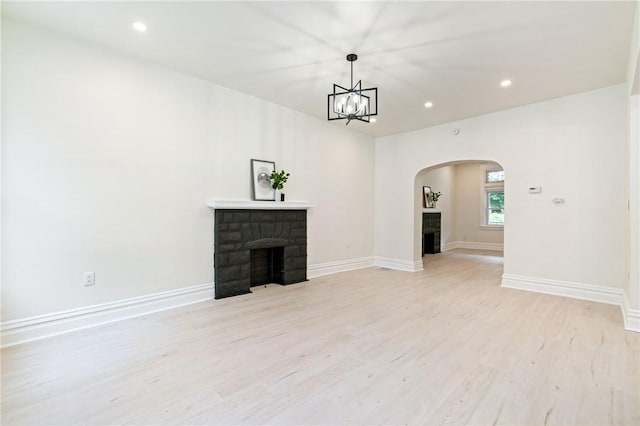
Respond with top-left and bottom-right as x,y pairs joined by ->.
3,1 -> 636,137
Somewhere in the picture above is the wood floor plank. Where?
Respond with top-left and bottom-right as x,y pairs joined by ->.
1,249 -> 638,425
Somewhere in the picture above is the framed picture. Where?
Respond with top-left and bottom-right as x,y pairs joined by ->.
423,186 -> 431,208
251,159 -> 276,201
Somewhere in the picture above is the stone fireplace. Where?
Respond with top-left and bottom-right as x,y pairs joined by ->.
209,201 -> 315,299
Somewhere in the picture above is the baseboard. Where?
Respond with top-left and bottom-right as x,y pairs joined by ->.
501,274 -> 624,306
455,241 -> 504,251
622,296 -> 640,332
308,257 -> 375,278
440,241 -> 503,252
1,282 -> 214,348
374,257 -> 423,272
442,242 -> 457,252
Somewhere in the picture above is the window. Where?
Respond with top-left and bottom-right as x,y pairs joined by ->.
484,169 -> 504,227
486,170 -> 504,183
487,190 -> 505,225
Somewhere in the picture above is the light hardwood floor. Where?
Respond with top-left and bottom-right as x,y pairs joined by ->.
2,250 -> 639,425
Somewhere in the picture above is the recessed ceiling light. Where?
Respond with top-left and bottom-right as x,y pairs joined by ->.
424,101 -> 433,108
500,79 -> 512,88
370,118 -> 377,123
132,22 -> 148,32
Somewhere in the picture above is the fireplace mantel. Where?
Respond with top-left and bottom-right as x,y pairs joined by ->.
207,199 -> 316,210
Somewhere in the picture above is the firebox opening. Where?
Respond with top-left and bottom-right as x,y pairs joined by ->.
250,247 -> 284,287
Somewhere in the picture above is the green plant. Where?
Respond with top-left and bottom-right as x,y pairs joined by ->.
431,191 -> 442,202
270,170 -> 290,190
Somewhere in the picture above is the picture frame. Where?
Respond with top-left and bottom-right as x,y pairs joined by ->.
423,186 -> 432,208
251,159 -> 276,201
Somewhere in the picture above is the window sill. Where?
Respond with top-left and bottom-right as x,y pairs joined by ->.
479,225 -> 504,231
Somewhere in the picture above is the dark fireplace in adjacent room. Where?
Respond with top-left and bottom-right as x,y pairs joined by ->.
250,247 -> 284,286
422,212 -> 441,255
423,232 -> 437,254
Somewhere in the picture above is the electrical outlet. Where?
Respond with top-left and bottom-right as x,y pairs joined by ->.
84,272 -> 95,286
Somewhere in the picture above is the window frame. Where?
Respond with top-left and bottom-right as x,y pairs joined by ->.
485,169 -> 504,184
482,168 -> 504,229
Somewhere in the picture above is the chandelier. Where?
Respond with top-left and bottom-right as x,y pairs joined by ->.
328,53 -> 378,125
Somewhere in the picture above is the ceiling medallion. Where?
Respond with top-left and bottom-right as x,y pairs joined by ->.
328,53 -> 378,125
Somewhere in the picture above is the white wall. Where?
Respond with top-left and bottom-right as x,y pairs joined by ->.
628,94 -> 639,313
376,84 -> 627,291
625,1 -> 640,316
1,20 -> 375,321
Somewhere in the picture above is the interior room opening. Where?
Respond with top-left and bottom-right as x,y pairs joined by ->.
414,160 -> 505,270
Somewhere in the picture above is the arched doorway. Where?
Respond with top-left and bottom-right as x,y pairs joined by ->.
414,160 -> 505,269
